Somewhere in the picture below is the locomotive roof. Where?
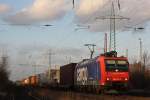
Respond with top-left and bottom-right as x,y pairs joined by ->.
77,55 -> 128,66
77,56 -> 99,66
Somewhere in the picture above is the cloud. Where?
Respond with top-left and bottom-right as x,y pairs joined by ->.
0,4 -> 11,14
5,0 -> 69,24
76,0 -> 105,16
75,0 -> 150,32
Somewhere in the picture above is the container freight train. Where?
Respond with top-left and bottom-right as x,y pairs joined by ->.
19,51 -> 129,93
60,51 -> 129,93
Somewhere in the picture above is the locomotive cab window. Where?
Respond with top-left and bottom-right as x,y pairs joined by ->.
105,60 -> 128,72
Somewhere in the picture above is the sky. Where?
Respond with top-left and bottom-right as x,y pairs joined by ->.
0,0 -> 150,81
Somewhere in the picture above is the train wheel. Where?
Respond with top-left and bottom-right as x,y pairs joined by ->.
99,87 -> 106,94
100,89 -> 105,94
95,88 -> 100,94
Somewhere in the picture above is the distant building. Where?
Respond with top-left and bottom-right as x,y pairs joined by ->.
50,69 -> 60,83
45,67 -> 60,84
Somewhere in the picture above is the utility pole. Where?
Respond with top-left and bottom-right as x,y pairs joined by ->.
84,44 -> 96,59
126,49 -> 128,58
33,62 -> 36,75
139,38 -> 142,63
96,2 -> 129,51
69,56 -> 72,63
28,54 -> 37,75
104,33 -> 108,53
138,38 -> 143,72
66,56 -> 72,64
48,49 -> 54,81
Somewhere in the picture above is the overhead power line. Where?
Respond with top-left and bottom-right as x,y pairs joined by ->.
96,2 -> 129,51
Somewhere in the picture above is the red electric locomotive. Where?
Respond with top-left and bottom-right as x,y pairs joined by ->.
74,51 -> 129,93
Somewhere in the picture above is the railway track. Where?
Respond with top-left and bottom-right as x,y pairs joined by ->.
0,86 -> 51,100
30,95 -> 51,100
2,85 -> 150,100
25,86 -> 52,100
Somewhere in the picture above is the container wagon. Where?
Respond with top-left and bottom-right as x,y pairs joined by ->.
60,63 -> 77,89
29,75 -> 38,86
37,73 -> 48,86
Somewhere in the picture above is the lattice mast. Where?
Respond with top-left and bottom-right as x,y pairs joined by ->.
96,0 -> 129,51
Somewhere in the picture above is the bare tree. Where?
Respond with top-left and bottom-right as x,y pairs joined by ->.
142,51 -> 150,72
130,51 -> 150,89
0,56 -> 9,91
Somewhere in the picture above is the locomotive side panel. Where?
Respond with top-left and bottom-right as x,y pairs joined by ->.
74,58 -> 101,86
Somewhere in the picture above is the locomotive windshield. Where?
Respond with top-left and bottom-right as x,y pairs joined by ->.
105,60 -> 128,72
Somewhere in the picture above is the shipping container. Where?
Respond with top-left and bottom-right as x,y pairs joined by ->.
37,73 -> 48,86
60,63 -> 77,87
21,78 -> 30,85
29,75 -> 38,86
50,69 -> 60,84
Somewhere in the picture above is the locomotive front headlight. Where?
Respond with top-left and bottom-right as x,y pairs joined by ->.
24,79 -> 28,84
125,78 -> 128,81
106,78 -> 110,81
101,82 -> 105,85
